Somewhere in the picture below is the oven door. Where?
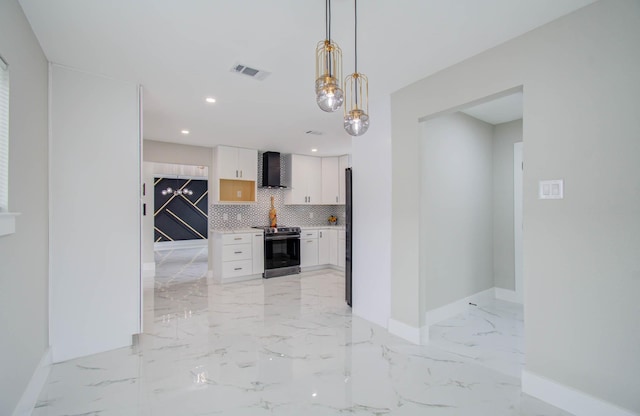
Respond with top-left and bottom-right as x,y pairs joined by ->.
264,234 -> 300,277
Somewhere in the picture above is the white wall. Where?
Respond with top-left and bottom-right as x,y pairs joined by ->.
390,0 -> 640,412
351,97 -> 391,328
50,65 -> 140,363
492,119 -> 523,290
420,113 -> 494,310
0,1 -> 49,413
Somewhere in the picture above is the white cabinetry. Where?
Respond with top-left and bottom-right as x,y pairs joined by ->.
328,229 -> 339,265
212,231 -> 263,281
300,229 -> 319,267
338,155 -> 350,205
318,229 -> 331,265
321,157 -> 340,204
285,154 -> 322,205
213,146 -> 258,203
301,228 -> 343,270
337,230 -> 346,268
217,146 -> 257,180
252,232 -> 264,275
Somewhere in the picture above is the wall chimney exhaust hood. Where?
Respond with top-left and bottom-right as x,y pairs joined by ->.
261,151 -> 286,188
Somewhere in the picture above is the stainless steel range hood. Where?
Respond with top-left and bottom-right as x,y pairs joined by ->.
261,151 -> 286,188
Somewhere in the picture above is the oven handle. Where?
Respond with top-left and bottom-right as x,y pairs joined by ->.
265,234 -> 300,241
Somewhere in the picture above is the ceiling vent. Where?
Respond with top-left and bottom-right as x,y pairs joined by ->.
231,63 -> 270,81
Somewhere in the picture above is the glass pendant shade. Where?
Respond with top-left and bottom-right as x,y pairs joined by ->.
344,108 -> 369,136
315,39 -> 343,112
343,72 -> 369,136
315,75 -> 344,112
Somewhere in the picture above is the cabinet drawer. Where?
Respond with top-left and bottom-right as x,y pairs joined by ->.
223,233 -> 252,245
222,260 -> 253,278
222,243 -> 252,261
301,230 -> 319,239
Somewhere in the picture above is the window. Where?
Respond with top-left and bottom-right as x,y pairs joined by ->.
0,55 -> 8,213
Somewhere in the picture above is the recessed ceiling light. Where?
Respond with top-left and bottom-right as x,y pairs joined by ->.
311,148 -> 318,152
181,130 -> 190,135
205,97 -> 216,103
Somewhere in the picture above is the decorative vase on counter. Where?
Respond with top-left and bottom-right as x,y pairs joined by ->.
269,196 -> 277,227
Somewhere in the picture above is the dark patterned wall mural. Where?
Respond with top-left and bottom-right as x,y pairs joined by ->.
154,178 -> 208,242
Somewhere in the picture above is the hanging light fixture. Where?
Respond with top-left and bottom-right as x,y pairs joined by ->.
161,176 -> 193,196
315,0 -> 344,112
344,0 -> 369,136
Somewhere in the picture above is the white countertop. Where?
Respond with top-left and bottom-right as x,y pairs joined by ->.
211,226 -> 344,233
211,228 -> 263,234
300,225 -> 345,230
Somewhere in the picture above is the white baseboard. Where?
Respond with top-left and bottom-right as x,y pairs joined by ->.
12,347 -> 52,416
154,239 -> 207,251
388,318 -> 423,344
142,275 -> 155,289
494,287 -> 520,304
522,370 -> 637,416
424,288 -> 495,327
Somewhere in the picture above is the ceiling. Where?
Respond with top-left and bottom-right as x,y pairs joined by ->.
18,0 -> 595,156
460,91 -> 523,125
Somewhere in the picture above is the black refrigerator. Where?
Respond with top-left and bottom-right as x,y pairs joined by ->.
345,168 -> 352,307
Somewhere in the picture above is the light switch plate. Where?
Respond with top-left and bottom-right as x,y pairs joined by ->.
539,179 -> 563,199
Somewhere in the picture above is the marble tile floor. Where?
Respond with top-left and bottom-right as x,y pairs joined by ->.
33,248 -> 571,416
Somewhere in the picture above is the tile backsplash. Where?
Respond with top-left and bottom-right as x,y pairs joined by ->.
209,151 -> 345,229
209,189 -> 344,229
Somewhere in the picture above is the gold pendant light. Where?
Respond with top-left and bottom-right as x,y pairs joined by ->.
315,0 -> 344,112
344,0 -> 369,136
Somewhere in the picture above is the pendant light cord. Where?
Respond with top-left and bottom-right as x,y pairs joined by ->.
327,0 -> 331,41
326,0 -> 332,77
354,0 -> 359,107
354,0 -> 358,74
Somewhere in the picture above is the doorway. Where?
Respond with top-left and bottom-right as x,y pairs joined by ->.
419,90 -> 524,374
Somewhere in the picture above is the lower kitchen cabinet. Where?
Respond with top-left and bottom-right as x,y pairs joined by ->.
300,229 -> 319,267
337,230 -> 346,268
318,229 -> 331,265
300,228 -> 344,270
212,230 -> 264,281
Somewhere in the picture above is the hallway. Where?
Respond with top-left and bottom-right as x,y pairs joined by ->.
33,249 -> 569,415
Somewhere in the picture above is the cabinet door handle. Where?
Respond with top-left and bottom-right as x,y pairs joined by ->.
308,196 -> 311,203
234,237 -> 242,240
234,251 -> 242,254
320,231 -> 323,237
254,234 -> 261,237
240,170 -> 243,178
234,267 -> 242,271
236,170 -> 238,178
336,196 -> 338,203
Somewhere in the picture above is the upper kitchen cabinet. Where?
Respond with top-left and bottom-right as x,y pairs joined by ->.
213,146 -> 258,203
217,146 -> 257,180
321,157 -> 340,204
338,154 -> 350,204
284,154 -> 322,205
321,154 -> 350,205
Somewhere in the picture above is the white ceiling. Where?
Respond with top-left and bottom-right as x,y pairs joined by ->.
460,91 -> 523,125
18,0 -> 595,156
